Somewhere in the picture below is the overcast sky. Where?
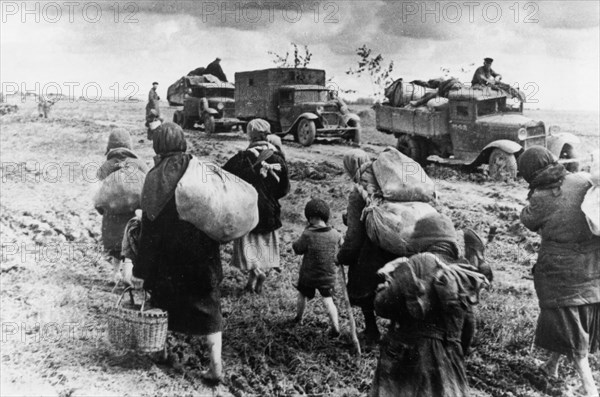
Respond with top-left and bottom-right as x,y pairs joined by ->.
1,0 -> 598,110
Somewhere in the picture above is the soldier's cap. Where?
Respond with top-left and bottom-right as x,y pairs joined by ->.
484,57 -> 494,63
152,81 -> 159,85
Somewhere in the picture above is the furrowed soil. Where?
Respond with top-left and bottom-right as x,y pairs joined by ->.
1,99 -> 598,397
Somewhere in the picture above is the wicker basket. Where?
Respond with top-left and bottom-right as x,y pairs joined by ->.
107,287 -> 168,353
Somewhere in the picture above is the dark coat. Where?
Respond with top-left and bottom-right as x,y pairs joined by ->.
97,149 -> 148,255
293,225 -> 342,290
337,188 -> 397,308
370,252 -> 479,397
521,173 -> 600,308
134,198 -> 223,335
223,147 -> 289,234
205,60 -> 228,82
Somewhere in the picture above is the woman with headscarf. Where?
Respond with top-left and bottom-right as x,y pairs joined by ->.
96,129 -> 148,282
519,146 -> 599,397
337,149 -> 397,344
223,119 -> 290,294
133,122 -> 224,383
370,214 -> 490,397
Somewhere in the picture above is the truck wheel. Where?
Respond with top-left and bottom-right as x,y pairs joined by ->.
297,119 -> 316,146
203,114 -> 215,134
348,119 -> 361,145
559,144 -> 579,172
489,148 -> 517,181
396,135 -> 426,165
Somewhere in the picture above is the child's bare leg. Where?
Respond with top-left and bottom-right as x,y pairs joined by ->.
201,332 -> 223,382
254,268 -> 266,294
541,352 -> 561,377
571,353 -> 598,396
110,257 -> 122,291
295,292 -> 306,323
323,297 -> 340,335
244,271 -> 256,292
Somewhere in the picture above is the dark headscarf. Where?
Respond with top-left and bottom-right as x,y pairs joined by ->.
141,122 -> 191,221
518,146 -> 567,199
105,128 -> 133,155
409,213 -> 459,257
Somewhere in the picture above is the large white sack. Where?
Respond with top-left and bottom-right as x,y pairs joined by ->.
93,168 -> 145,214
582,186 -> 600,236
175,157 -> 259,243
364,201 -> 438,256
371,147 -> 436,202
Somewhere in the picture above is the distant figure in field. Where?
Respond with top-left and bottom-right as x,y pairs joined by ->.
146,82 -> 160,120
38,97 -> 55,118
205,58 -> 228,82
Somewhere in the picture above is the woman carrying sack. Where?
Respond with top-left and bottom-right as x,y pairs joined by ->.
223,119 -> 290,294
133,122 -> 224,384
519,146 -> 600,397
95,129 -> 148,283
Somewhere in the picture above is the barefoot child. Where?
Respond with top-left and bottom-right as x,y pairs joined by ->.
292,199 -> 343,336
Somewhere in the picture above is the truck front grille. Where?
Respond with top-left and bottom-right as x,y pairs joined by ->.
527,125 -> 545,137
321,113 -> 339,127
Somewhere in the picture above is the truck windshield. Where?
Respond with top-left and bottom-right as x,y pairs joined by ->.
294,90 -> 329,103
477,99 -> 500,116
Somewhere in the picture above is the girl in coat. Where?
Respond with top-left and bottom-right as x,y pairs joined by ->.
370,214 -> 490,397
223,119 -> 290,294
519,146 -> 599,397
96,129 -> 148,282
134,123 -> 224,383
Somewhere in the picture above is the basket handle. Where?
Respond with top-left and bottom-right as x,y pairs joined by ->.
115,286 -> 135,308
140,289 -> 149,312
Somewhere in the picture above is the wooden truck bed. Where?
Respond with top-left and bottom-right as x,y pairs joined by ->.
375,104 -> 449,137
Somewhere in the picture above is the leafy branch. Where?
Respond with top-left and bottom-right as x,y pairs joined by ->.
346,45 -> 395,100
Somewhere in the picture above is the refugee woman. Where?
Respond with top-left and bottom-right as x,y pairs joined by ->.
519,146 -> 599,397
223,119 -> 290,294
370,214 -> 490,397
337,149 -> 397,344
133,122 -> 224,383
96,129 -> 148,283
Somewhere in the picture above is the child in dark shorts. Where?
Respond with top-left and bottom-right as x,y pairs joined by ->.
292,199 -> 343,336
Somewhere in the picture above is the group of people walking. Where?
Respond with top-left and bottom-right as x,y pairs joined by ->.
95,104 -> 599,395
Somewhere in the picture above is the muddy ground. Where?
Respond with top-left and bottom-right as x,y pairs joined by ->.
1,99 -> 598,397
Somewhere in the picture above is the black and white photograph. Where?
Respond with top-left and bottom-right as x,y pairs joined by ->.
1,1 -> 599,396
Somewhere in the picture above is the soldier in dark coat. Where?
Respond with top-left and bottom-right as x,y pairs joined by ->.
145,82 -> 160,120
205,58 -> 228,82
134,122 -> 224,383
519,146 -> 599,396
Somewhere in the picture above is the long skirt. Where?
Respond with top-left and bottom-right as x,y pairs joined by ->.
535,303 -> 600,358
231,231 -> 280,272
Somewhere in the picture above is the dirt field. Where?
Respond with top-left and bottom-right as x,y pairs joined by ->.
1,98 -> 598,397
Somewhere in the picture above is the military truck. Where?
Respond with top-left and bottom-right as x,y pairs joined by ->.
235,68 -> 361,146
375,86 -> 580,180
169,76 -> 245,133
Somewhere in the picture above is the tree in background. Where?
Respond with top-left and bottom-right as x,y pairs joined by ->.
346,45 -> 394,101
268,43 -> 313,68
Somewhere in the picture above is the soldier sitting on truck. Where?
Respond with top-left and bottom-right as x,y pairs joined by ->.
205,58 -> 228,82
471,57 -> 502,86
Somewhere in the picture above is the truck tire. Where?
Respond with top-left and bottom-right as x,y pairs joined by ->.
203,114 -> 215,134
348,119 -> 361,145
489,148 -> 517,181
559,144 -> 579,172
396,135 -> 427,165
297,119 -> 316,146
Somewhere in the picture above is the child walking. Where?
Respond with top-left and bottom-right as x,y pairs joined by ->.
292,199 -> 343,336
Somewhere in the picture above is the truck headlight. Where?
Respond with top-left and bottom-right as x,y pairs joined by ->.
518,128 -> 527,140
187,88 -> 192,94
316,106 -> 324,115
217,102 -> 224,110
